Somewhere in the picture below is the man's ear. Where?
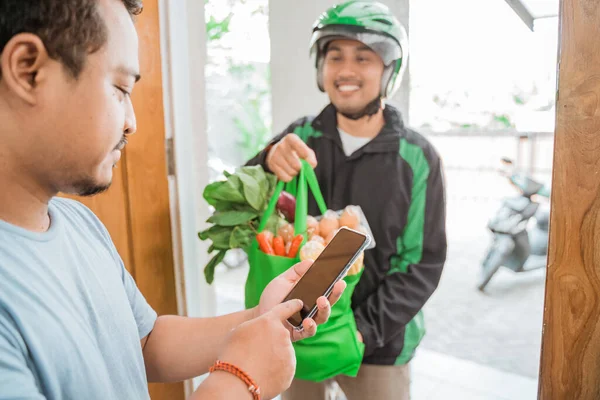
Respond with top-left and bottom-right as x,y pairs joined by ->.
0,33 -> 50,105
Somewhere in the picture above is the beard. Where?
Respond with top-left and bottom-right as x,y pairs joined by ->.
57,136 -> 126,197
60,159 -> 118,197
65,177 -> 112,197
74,136 -> 126,196
75,180 -> 111,197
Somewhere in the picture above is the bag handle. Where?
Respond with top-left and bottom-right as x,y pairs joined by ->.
258,160 -> 327,234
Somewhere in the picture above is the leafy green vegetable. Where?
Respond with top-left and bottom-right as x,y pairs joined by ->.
241,165 -> 269,195
203,176 -> 246,205
213,201 -> 238,212
202,181 -> 225,207
207,210 -> 258,226
204,250 -> 226,284
198,225 -> 234,250
266,173 -> 277,193
237,171 -> 265,211
230,226 -> 255,249
199,165 -> 281,284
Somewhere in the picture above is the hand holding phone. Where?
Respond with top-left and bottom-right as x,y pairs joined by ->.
281,227 -> 370,330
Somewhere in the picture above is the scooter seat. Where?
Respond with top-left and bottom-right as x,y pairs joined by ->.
503,197 -> 531,212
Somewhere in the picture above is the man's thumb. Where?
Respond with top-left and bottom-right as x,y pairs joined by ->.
269,299 -> 304,321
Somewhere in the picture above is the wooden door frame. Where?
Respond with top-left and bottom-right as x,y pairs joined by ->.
158,0 -> 217,395
159,0 -> 216,324
539,0 -> 600,398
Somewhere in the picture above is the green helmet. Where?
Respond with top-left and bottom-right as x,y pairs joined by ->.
309,1 -> 408,99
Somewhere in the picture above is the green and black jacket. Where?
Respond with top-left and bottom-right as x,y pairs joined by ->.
247,104 -> 447,366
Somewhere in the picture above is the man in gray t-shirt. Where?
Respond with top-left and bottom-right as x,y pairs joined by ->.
0,1 -> 345,399
0,198 -> 156,399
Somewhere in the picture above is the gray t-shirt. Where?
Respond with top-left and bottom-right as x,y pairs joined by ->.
338,127 -> 372,156
0,197 -> 157,400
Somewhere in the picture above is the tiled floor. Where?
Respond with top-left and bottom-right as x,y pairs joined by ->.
410,348 -> 538,400
269,348 -> 538,400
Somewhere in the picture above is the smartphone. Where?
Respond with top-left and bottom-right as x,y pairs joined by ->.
282,226 -> 371,330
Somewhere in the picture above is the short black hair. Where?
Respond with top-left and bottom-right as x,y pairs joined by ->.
0,0 -> 143,79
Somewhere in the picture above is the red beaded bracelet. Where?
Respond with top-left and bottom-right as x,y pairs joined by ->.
209,360 -> 261,400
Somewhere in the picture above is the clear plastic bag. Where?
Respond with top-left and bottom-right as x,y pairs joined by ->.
313,205 -> 376,250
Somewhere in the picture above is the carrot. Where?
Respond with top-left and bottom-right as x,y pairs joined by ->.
287,234 -> 304,258
263,231 -> 274,246
257,232 -> 275,255
273,236 -> 285,256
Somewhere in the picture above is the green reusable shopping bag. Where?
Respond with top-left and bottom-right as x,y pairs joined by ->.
244,160 -> 365,382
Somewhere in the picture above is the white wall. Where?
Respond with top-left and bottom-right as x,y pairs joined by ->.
269,0 -> 411,135
160,0 -> 216,319
161,0 -> 217,393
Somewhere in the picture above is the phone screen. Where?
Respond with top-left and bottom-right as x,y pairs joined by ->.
283,227 -> 368,328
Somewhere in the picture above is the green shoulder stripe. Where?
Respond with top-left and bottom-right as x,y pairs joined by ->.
393,138 -> 430,365
390,138 -> 430,274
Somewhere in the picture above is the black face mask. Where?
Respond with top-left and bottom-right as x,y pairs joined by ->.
335,96 -> 382,120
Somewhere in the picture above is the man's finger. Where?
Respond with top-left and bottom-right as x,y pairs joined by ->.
273,157 -> 298,179
274,169 -> 293,183
299,318 -> 317,338
269,299 -> 304,321
305,148 -> 318,168
282,150 -> 303,174
327,280 -> 346,307
313,296 -> 331,325
271,161 -> 294,182
289,135 -> 318,166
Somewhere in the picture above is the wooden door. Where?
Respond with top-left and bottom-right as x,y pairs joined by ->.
539,0 -> 600,398
64,1 -> 184,399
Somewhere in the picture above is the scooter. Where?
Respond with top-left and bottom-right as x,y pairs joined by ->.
477,158 -> 551,292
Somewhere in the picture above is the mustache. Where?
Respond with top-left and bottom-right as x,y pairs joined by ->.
114,136 -> 128,151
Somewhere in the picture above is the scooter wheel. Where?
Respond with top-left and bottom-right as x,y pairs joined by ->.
477,235 -> 515,291
478,247 -> 506,291
477,263 -> 502,291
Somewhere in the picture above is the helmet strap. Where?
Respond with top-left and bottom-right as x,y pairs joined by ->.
336,96 -> 384,120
